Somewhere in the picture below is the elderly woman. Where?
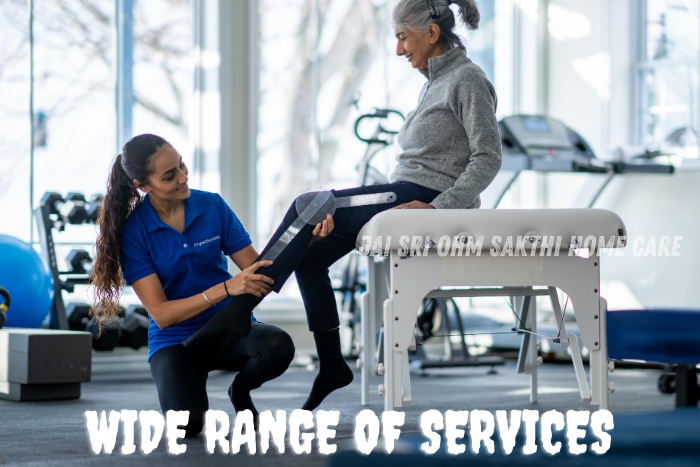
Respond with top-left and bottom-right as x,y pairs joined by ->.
185,0 -> 502,411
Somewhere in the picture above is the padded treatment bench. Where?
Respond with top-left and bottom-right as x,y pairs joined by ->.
356,208 -> 627,411
608,309 -> 700,406
0,328 -> 92,401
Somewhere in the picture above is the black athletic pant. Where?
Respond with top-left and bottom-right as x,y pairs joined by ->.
185,181 -> 441,347
149,321 -> 294,437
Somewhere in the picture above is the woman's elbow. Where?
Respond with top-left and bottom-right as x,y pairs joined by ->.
493,153 -> 503,172
151,318 -> 169,330
473,152 -> 502,175
148,311 -> 172,330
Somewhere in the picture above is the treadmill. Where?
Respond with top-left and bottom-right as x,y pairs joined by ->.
483,115 -> 674,209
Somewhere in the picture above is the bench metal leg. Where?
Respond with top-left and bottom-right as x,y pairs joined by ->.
360,290 -> 371,406
365,251 -> 609,410
676,366 -> 699,407
515,293 -> 539,403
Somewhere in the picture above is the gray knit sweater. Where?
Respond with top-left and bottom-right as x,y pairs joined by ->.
390,47 -> 502,209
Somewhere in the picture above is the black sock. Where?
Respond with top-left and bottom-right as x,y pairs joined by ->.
229,383 -> 256,414
229,378 -> 259,429
302,329 -> 354,410
183,294 -> 262,348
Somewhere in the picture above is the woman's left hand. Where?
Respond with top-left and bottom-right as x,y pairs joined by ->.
311,214 -> 334,243
391,201 -> 435,209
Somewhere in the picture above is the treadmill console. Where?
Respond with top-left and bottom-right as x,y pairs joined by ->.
497,114 -> 673,174
500,115 -> 595,158
499,115 -> 604,172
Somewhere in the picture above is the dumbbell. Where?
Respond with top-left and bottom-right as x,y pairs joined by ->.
67,303 -> 149,351
0,286 -> 10,329
39,192 -> 90,228
66,303 -> 90,331
86,194 -> 104,224
86,316 -> 123,351
121,305 -> 150,350
125,305 -> 149,321
41,192 -> 64,216
40,192 -> 66,231
66,303 -> 120,351
62,192 -> 89,225
66,249 -> 93,274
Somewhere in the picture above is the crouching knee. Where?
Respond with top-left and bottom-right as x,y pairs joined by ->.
267,331 -> 295,369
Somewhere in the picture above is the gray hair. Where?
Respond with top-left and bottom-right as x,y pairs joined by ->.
392,0 -> 480,51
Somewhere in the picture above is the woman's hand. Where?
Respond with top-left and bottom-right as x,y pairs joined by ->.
310,214 -> 334,244
226,261 -> 275,297
391,201 -> 435,209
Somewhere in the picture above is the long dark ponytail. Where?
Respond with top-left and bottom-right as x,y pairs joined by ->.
91,134 -> 170,329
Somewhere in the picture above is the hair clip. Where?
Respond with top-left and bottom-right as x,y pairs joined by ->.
426,0 -> 440,18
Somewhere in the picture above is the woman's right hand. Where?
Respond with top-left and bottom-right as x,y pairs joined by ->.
226,260 -> 275,297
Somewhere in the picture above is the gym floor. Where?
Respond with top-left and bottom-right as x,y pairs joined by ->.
0,344 -> 695,466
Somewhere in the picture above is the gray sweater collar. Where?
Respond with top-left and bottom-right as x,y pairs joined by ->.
418,47 -> 469,81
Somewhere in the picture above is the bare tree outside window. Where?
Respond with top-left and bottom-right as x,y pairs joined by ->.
257,0 -> 402,243
0,0 -> 191,241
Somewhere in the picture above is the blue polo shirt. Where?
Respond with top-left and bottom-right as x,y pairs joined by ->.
120,189 -> 253,361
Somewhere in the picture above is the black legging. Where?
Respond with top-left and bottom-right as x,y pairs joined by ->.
184,182 -> 441,346
149,321 -> 294,437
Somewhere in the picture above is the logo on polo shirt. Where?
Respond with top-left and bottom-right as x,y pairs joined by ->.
193,235 -> 220,248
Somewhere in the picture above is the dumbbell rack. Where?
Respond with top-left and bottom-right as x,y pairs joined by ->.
34,192 -> 149,351
34,194 -> 75,330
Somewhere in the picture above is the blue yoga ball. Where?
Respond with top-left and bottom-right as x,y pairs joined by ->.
0,234 -> 53,328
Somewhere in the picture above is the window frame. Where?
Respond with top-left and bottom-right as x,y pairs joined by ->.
635,0 -> 700,148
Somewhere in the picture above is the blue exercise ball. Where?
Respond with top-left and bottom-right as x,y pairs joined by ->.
0,234 -> 53,328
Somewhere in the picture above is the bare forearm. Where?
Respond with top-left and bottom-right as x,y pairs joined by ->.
149,282 -> 229,329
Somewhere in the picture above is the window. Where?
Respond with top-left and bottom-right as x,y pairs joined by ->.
256,0 -> 406,245
0,1 -> 31,240
0,0 -> 192,243
255,0 -> 503,246
637,0 -> 700,157
132,0 -> 191,156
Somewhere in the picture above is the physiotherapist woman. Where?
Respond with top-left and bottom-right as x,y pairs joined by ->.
90,134 -> 333,437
